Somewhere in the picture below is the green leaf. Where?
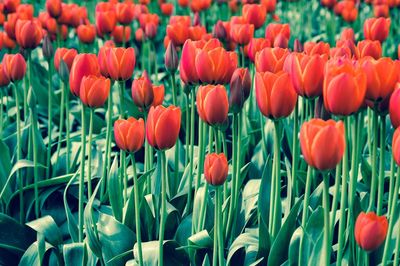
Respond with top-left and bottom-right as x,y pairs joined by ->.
227,228 -> 259,265
18,240 -> 55,266
26,216 -> 62,247
63,243 -> 86,266
289,227 -> 303,266
0,140 -> 12,202
133,240 -> 189,266
108,157 -> 123,222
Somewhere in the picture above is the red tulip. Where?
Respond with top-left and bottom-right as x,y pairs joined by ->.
46,0 -> 62,18
230,23 -> 254,45
242,4 -> 266,29
247,38 -> 270,62
304,41 -> 330,56
2,53 -> 26,82
114,117 -> 145,153
106,47 -> 135,81
131,71 -> 154,110
179,39 -> 200,84
355,212 -> 388,251
15,19 -> 43,49
255,70 -> 297,119
96,11 -> 117,36
0,64 -> 10,87
166,23 -> 189,46
229,68 -> 252,113
389,84 -> 400,128
54,48 -> 78,72
16,4 -> 34,20
4,13 -> 19,40
204,153 -> 229,186
265,23 -> 290,48
197,84 -> 229,126
190,0 -> 212,12
357,40 -> 382,59
152,85 -> 165,107
2,32 -> 16,49
69,54 -> 100,96
112,26 -> 131,44
80,75 -> 110,108
374,4 -> 389,18
116,2 -> 134,25
364,17 -> 390,42
4,0 -> 20,13
255,47 -> 289,73
188,26 -> 207,41
300,119 -> 345,171
77,24 -> 96,44
146,105 -> 181,150
161,3 -> 173,16
393,126 -> 400,165
340,28 -> 355,43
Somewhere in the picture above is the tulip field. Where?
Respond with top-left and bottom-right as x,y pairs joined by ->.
2,0 -> 400,265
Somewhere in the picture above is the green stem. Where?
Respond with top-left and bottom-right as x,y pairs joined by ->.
216,186 -> 224,266
65,82 -> 71,173
195,120 -> 205,193
119,81 -> 125,118
130,154 -> 144,266
301,166 -> 313,228
322,172 -> 331,266
31,105 -> 39,219
291,102 -> 299,204
13,83 -> 23,223
377,115 -> 386,215
122,150 -> 127,203
394,208 -> 400,266
87,109 -> 93,198
186,88 -> 195,215
368,110 -> 379,211
0,90 -> 3,136
213,186 -> 218,266
46,59 -> 53,179
185,93 -> 190,165
159,150 -> 167,266
259,112 -> 267,158
55,81 -> 65,172
78,104 -> 86,242
330,162 -> 342,241
271,120 -> 281,238
388,156 -> 395,213
144,112 -> 152,195
170,73 -> 179,195
101,88 -> 113,199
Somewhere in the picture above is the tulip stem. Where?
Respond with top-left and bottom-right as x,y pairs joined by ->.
46,59 -> 53,179
101,88 -> 113,200
271,120 -> 281,238
213,187 -> 218,266
195,120 -> 205,193
322,171 -> 331,266
301,166 -> 313,228
159,150 -> 167,266
259,112 -> 267,158
184,93 -> 190,165
65,82 -> 71,173
171,73 -> 180,195
388,156 -> 395,215
216,186 -> 224,266
13,83 -> 24,224
291,102 -> 299,199
130,154 -> 144,266
119,81 -> 125,118
30,98 -> 39,219
87,108 -> 94,198
78,103 -> 87,242
186,88 -> 195,215
368,109 -> 379,211
55,81 -> 65,173
330,163 -> 342,241
377,115 -> 386,215
0,90 -> 3,136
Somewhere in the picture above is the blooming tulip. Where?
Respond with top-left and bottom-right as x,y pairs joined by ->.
0,64 -> 10,87
230,23 -> 254,45
166,23 -> 189,46
114,117 -> 145,153
77,24 -> 96,44
46,0 -> 62,18
15,19 -> 43,49
197,84 -> 229,126
242,4 -> 266,29
247,38 -> 270,62
54,48 -> 78,72
146,105 -> 181,150
389,84 -> 400,128
364,17 -> 390,42
304,41 -> 330,56
255,47 -> 289,73
131,71 -> 154,110
300,119 -> 345,171
204,153 -> 229,186
355,212 -> 388,251
106,47 -> 136,81
357,40 -> 382,59
80,75 -> 110,108
2,53 -> 26,82
255,71 -> 297,119
265,23 -> 290,48
69,54 -> 100,96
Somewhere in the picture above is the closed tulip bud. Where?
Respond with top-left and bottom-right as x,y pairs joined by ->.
0,64 -> 11,87
96,11 -> 117,36
80,75 -> 110,108
27,86 -> 37,110
242,4 -> 266,29
146,105 -> 181,150
77,24 -> 96,44
180,39 -> 200,84
229,68 -> 251,113
357,40 -> 382,59
58,60 -> 69,83
213,21 -> 227,41
230,23 -> 254,45
340,27 -> 355,43
165,41 -> 178,73
2,53 -> 26,82
374,4 -> 389,18
4,13 -> 18,40
114,117 -> 145,153
284,53 -> 328,98
69,54 -> 100,97
135,28 -> 144,42
4,0 -> 20,13
54,48 -> 78,73
204,153 -> 229,186
46,0 -> 62,18
144,22 -> 157,39
116,2 -> 134,25
393,127 -> 400,165
197,84 -> 229,126
42,34 -> 54,60
293,39 -> 303,52
364,17 -> 390,42
193,12 -> 201,26
255,47 -> 289,73
300,118 -> 345,170
106,47 -> 136,81
389,84 -> 400,128
17,4 -> 34,20
359,57 -> 400,103
355,212 -> 388,251
132,71 -> 154,110
255,71 -> 297,119
323,59 -> 367,116
98,46 -> 111,77
314,96 -> 331,120
15,19 -> 43,49
304,41 -> 330,56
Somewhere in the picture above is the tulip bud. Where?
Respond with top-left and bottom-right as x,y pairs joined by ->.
131,71 -> 154,110
58,59 -> 70,83
193,12 -> 201,26
393,127 -> 400,165
106,47 -> 136,81
229,68 -> 251,113
42,35 -> 54,60
0,65 -> 11,87
314,96 -> 331,120
213,21 -> 227,41
27,86 -> 37,111
389,84 -> 400,129
145,23 -> 157,39
293,39 -> 303,52
204,153 -> 228,186
46,0 -> 62,18
15,19 -> 43,50
364,17 -> 390,42
69,54 -> 100,97
165,42 -> 178,73
355,212 -> 388,251
114,117 -> 145,153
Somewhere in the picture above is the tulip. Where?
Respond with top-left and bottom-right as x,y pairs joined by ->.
340,28 -> 355,43
355,212 -> 388,251
393,127 -> 400,165
116,2 -> 134,25
139,14 -> 160,29
190,0 -> 212,12
2,53 -> 26,82
114,117 -> 145,153
146,105 -> 181,150
4,13 -> 18,40
152,85 -> 165,107
46,0 -> 62,18
135,28 -> 144,42
79,75 -> 110,108
255,71 -> 297,119
304,41 -> 330,56
300,119 -> 345,170
98,46 -> 111,77
77,24 -> 96,44
323,59 -> 367,116
112,26 -> 131,44
284,53 -> 328,98
15,19 -> 43,49
359,57 -> 400,103
0,64 -> 10,87
188,26 -> 207,41
161,3 -> 173,16
2,32 -> 16,50
54,48 -> 78,72
166,23 -> 189,46
197,85 -> 229,126
374,4 -> 389,18
357,40 -> 382,59
106,47 -> 136,81
69,54 -> 100,96
131,71 -> 154,110
180,40 -> 200,84
204,153 -> 229,186
247,38 -> 270,62
4,0 -> 20,13
389,84 -> 400,128
364,17 -> 390,42
229,68 -> 251,113
265,23 -> 290,48
165,42 -> 178,73
213,20 -> 227,41
230,23 -> 254,45
255,47 -> 289,73
242,4 -> 266,29
96,11 -> 117,36
16,5 -> 34,20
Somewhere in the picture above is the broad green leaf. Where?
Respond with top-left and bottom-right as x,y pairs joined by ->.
63,171 -> 79,242
26,216 -> 62,247
227,228 -> 259,265
0,140 -> 12,202
133,240 -> 189,266
108,157 -> 123,222
63,242 -> 86,266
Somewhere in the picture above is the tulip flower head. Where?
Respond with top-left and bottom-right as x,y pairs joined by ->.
364,17 -> 390,42
114,117 -> 145,153
204,153 -> 229,186
393,126 -> 400,165
131,71 -> 154,110
0,64 -> 10,87
54,48 -> 78,72
197,84 -> 229,126
77,24 -> 96,44
354,212 -> 388,251
15,19 -> 43,49
106,47 -> 136,81
255,47 -> 289,73
69,54 -> 100,97
229,68 -> 252,113
79,75 -> 110,108
389,84 -> 400,129
2,53 -> 26,82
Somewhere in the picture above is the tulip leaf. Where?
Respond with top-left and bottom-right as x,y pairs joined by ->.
63,243 -> 86,266
108,156 -> 123,222
26,215 -> 63,247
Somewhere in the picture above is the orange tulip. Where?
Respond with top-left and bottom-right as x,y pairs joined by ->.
152,84 -> 165,107
146,105 -> 181,150
321,0 -> 336,8
116,2 -> 134,25
204,153 -> 229,186
323,58 -> 367,116
69,54 -> 100,96
255,47 -> 289,73
0,64 -> 10,87
265,23 -> 290,48
2,53 -> 26,82
166,23 -> 189,46
131,71 -> 154,110
2,32 -> 16,49
4,13 -> 18,40
364,17 -> 390,42
393,126 -> 400,165
188,26 -> 207,41
112,26 -> 131,44
46,0 -> 62,18
77,24 -> 96,44
161,3 -> 173,16
340,28 -> 355,43
355,212 -> 388,251
106,47 -> 136,81
180,39 -> 200,84
16,4 -> 34,20
96,10 -> 117,36
300,118 -> 345,171
304,41 -> 330,56
15,19 -> 43,49
114,117 -> 145,153
80,75 -> 110,108
190,0 -> 212,12
255,70 -> 297,119
374,4 -> 389,18
197,84 -> 229,125
389,84 -> 400,128
284,53 -> 328,98
357,40 -> 382,59
230,23 -> 254,45
242,4 -> 266,29
247,38 -> 270,62
54,48 -> 78,72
